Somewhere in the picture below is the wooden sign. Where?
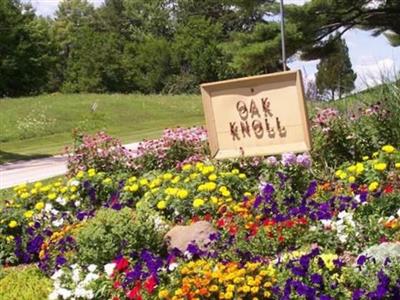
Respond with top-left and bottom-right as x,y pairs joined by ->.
200,70 -> 311,159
